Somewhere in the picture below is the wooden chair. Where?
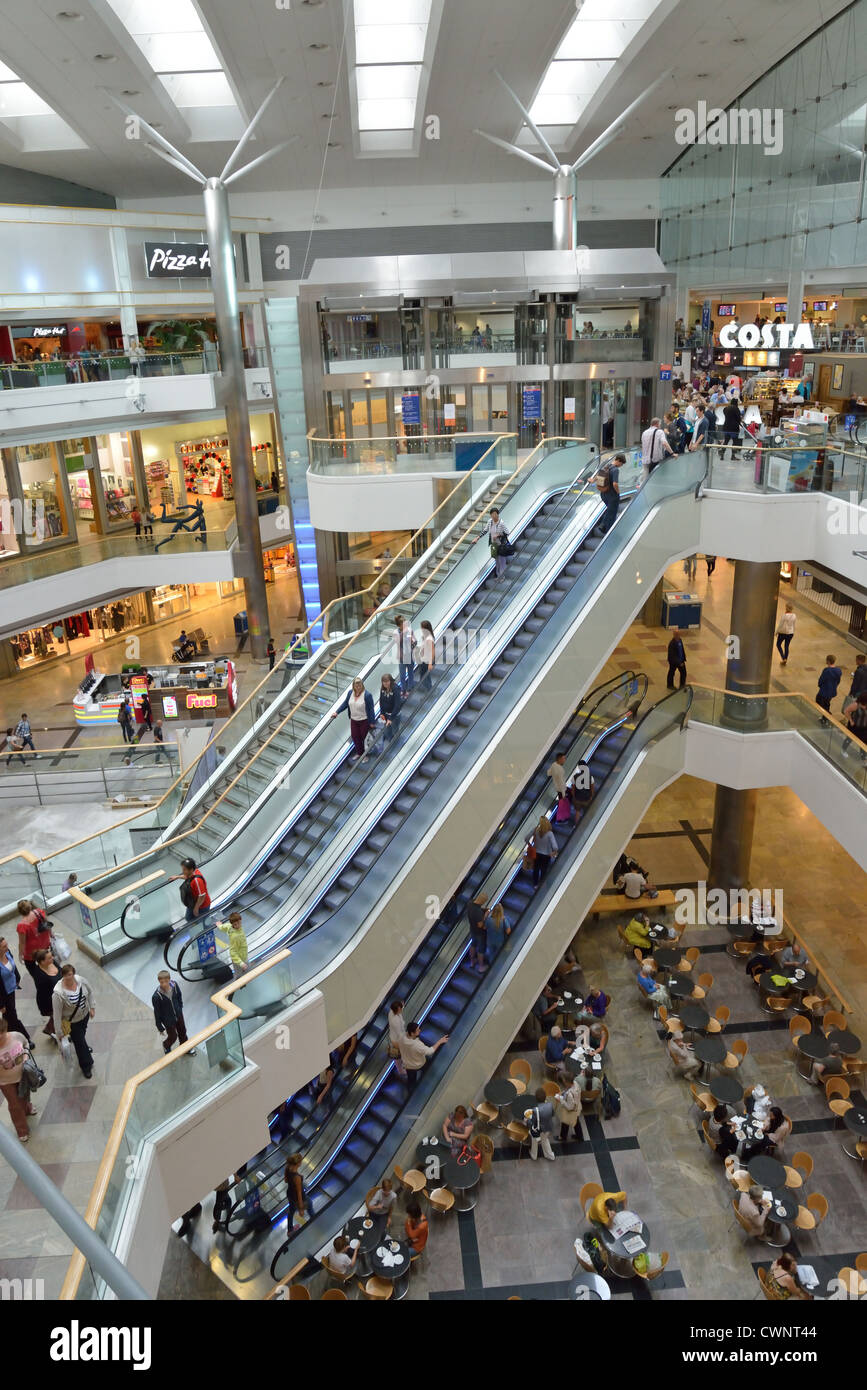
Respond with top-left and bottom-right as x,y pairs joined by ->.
723,1038 -> 748,1070
475,1133 -> 494,1174
579,1181 -> 603,1217
837,1268 -> 867,1298
580,1087 -> 602,1119
393,1164 -> 427,1196
843,1058 -> 866,1079
473,1098 -> 500,1127
321,1258 -> 355,1292
634,1250 -> 669,1282
856,1253 -> 867,1275
757,1266 -> 786,1300
784,1151 -> 813,1190
321,1289 -> 348,1300
617,924 -> 632,954
633,947 -> 644,966
702,1120 -> 718,1153
732,1197 -> 762,1240
825,1077 -> 852,1123
539,1035 -> 560,1076
359,1277 -> 393,1300
856,1140 -> 867,1163
694,972 -> 714,1002
427,1187 -> 456,1217
503,1121 -> 529,1157
509,1058 -> 531,1094
283,1283 -> 311,1300
364,1187 -> 379,1215
541,1079 -> 560,1101
765,994 -> 792,1015
728,939 -> 755,960
690,1085 -> 713,1112
684,947 -> 700,969
788,1016 -> 812,1053
658,1005 -> 682,1036
706,1005 -> 730,1035
823,1011 -> 848,1033
793,1193 -> 828,1235
801,994 -> 829,1018
725,1157 -> 752,1193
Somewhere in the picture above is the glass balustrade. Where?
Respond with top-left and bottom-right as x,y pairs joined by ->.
701,441 -> 867,503
0,347 -> 268,392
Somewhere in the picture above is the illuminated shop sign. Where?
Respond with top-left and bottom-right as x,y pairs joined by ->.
718,321 -> 815,350
186,692 -> 217,710
144,242 -> 212,278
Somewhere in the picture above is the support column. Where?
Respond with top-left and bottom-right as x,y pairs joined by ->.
708,559 -> 780,890
203,177 -> 270,658
108,227 -> 139,347
642,576 -> 665,627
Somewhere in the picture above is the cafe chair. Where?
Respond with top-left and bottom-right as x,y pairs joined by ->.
728,938 -> 755,960
633,947 -> 644,966
358,1277 -> 394,1301
538,1036 -> 559,1076
364,1187 -> 380,1215
658,1005 -> 682,1036
683,947 -> 700,970
281,1283 -> 311,1301
724,1156 -> 752,1193
723,1039 -> 749,1070
321,1258 -> 356,1294
503,1121 -> 529,1158
822,1011 -> 848,1034
706,1005 -> 730,1035
393,1164 -> 427,1197
801,993 -> 829,1019
764,994 -> 792,1015
509,1059 -> 531,1095
579,1181 -> 603,1217
702,1120 -> 718,1154
690,971 -> 713,1002
474,1133 -> 495,1174
856,1254 -> 867,1274
473,1098 -> 500,1128
793,1193 -> 828,1235
856,1140 -> 867,1164
788,1016 -> 812,1053
617,924 -> 632,954
757,1267 -> 787,1301
838,1268 -> 867,1298
732,1198 -> 764,1242
580,1087 -> 602,1119
427,1187 -> 456,1219
784,1151 -> 813,1190
843,1058 -> 866,1079
320,1289 -> 348,1301
824,1077 -> 852,1124
690,1086 -> 714,1113
541,1080 -> 560,1101
633,1250 -> 669,1283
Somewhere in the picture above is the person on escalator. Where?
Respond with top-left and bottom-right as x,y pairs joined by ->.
467,892 -> 491,973
226,911 -> 248,978
486,903 -> 511,960
393,615 -> 417,694
416,620 -> 436,693
332,676 -> 376,758
486,507 -> 511,579
398,1021 -> 449,1089
170,858 -> 211,923
595,453 -> 622,536
529,815 -> 558,887
212,1179 -> 232,1233
284,1152 -> 308,1228
570,761 -> 596,814
379,673 -> 402,744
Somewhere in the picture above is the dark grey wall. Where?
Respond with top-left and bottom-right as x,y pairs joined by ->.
261,219 -> 656,280
0,162 -> 115,210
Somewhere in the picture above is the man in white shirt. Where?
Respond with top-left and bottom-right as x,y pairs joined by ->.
548,753 -> 568,801
617,869 -> 659,900
398,1021 -> 449,1089
393,614 -> 416,695
640,419 -> 675,478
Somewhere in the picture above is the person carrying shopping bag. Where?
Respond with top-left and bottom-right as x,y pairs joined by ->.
486,507 -> 512,579
51,962 -> 95,1079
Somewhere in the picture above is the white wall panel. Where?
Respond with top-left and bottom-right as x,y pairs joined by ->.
308,469 -> 440,532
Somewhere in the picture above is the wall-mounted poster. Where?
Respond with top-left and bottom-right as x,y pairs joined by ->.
831,363 -> 844,391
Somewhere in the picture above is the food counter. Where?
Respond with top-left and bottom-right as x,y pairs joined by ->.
73,659 -> 238,726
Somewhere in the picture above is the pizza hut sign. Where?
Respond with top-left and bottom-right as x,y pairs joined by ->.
144,242 -> 212,278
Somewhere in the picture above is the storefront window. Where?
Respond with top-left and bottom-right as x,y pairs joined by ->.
9,595 -> 149,670
16,442 -> 68,544
0,452 -> 21,558
151,584 -> 191,620
177,435 -> 232,504
252,442 -> 275,490
369,389 -> 389,438
95,432 -> 137,524
491,384 -> 510,433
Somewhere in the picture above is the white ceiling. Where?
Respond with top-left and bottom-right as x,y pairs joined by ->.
0,0 -> 855,211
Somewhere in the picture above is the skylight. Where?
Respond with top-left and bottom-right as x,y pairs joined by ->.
0,57 -> 85,150
523,0 -> 662,151
353,0 -> 434,150
103,0 -> 243,140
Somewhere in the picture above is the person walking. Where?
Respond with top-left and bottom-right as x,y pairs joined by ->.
0,1016 -> 34,1141
14,714 -> 36,754
5,727 -> 28,768
816,654 -> 843,721
32,947 -> 59,1039
596,453 -> 622,535
467,892 -> 490,974
683,553 -> 698,582
142,507 -> 155,539
130,505 -> 142,539
284,1153 -> 308,1228
378,673 -> 402,744
15,900 -> 52,987
416,620 -> 436,693
52,962 -> 95,1078
151,719 -> 167,764
640,418 -> 675,479
704,554 -> 717,576
666,629 -> 687,689
226,911 -> 248,978
720,397 -> 743,459
487,507 -> 511,579
331,677 -> 376,758
527,1086 -> 556,1160
530,815 -> 558,887
139,690 -> 153,734
170,858 -> 211,923
267,638 -> 276,671
212,1179 -> 232,1233
398,1021 -> 448,1090
776,604 -> 796,665
152,970 -> 197,1056
117,699 -> 135,744
0,936 -> 33,1045
393,614 -> 416,693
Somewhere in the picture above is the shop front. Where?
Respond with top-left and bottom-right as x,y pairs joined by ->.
73,657 -> 238,727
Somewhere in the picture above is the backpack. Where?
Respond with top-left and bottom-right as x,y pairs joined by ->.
179,878 -> 195,908
527,1107 -> 542,1140
601,1077 -> 621,1119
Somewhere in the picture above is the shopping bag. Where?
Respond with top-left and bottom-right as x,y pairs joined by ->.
555,795 -> 573,823
50,932 -> 72,962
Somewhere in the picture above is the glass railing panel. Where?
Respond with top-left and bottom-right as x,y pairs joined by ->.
703,442 -> 867,501
0,853 -> 43,919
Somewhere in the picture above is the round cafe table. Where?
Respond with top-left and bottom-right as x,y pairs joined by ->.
484,1077 -> 518,1126
842,1103 -> 867,1159
826,1028 -> 861,1056
678,1002 -> 710,1037
668,972 -> 695,1001
596,1217 -> 652,1279
369,1236 -> 412,1300
442,1156 -> 481,1212
568,1270 -> 611,1301
748,1154 -> 787,1191
763,1189 -> 797,1248
511,1095 -> 537,1123
758,971 -> 794,1012
692,1034 -> 727,1082
415,1137 -> 450,1179
345,1214 -> 387,1276
653,947 -> 681,974
782,969 -> 818,996
795,1030 -> 829,1079
709,1074 -> 743,1106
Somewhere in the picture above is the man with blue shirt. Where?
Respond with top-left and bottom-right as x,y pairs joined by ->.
816,653 -> 843,723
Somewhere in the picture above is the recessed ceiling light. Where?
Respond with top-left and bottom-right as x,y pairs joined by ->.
93,53 -> 117,62
316,80 -> 334,88
57,9 -> 83,18
302,0 -> 326,6
309,43 -> 330,51
327,140 -> 342,148
122,89 -> 141,97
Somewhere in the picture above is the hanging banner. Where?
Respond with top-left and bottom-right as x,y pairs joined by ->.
443,402 -> 456,424
401,394 -> 421,426
522,387 -> 542,420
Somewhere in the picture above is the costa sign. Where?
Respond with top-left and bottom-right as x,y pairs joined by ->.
719,321 -> 814,350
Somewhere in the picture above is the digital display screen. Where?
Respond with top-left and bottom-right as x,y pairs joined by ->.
812,301 -> 828,312
774,303 -> 787,313
717,304 -> 736,316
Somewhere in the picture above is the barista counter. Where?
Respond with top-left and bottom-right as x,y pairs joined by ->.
73,659 -> 238,726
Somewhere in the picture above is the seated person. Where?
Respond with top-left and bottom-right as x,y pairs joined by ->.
555,948 -> 580,980
617,868 -> 659,900
738,1185 -> 771,1238
579,1064 -> 603,1103
708,1102 -> 734,1141
367,1178 -> 397,1226
404,1200 -> 428,1255
767,1253 -> 813,1300
587,1021 -> 608,1056
327,1235 -> 360,1278
442,1105 -> 474,1155
810,1041 -> 844,1086
613,852 -> 648,885
668,1033 -> 701,1080
763,1106 -> 791,1151
624,912 -> 654,954
637,960 -> 671,1010
531,984 -> 561,1031
715,1121 -> 740,1159
545,1025 -> 569,1066
778,941 -> 810,971
588,1189 -> 626,1226
575,986 -> 608,1024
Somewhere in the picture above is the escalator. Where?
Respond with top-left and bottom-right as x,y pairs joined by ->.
259,683 -> 691,1278
207,673 -> 647,1258
163,455 -> 642,979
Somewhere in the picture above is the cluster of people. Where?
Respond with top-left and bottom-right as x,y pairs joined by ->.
332,615 -> 436,759
4,713 -> 38,767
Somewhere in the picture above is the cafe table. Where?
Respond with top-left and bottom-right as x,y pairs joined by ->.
693,1034 -> 727,1081
709,1074 -> 743,1106
568,1270 -> 611,1301
484,1077 -> 518,1126
758,970 -> 794,1012
559,989 -> 583,1020
826,1028 -> 861,1056
653,946 -> 682,974
795,1030 -> 829,1079
345,1214 -> 387,1276
748,1154 -> 787,1191
842,1103 -> 867,1159
415,1136 -> 451,1181
763,1189 -> 797,1248
370,1236 -> 412,1299
596,1216 -> 652,1279
782,968 -> 818,996
563,1047 -> 604,1079
668,972 -> 696,1001
678,1002 -> 710,1037
442,1156 -> 481,1212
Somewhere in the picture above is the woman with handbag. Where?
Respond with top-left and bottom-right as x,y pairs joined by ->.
379,673 -> 402,744
554,1070 -> 584,1143
15,899 -> 52,986
51,962 -> 95,1079
387,999 -> 408,1078
0,1015 -> 36,1141
33,947 -> 60,1038
487,507 -> 511,579
530,815 -> 559,887
331,677 -> 376,759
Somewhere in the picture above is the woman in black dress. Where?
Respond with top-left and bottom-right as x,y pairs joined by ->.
33,947 -> 60,1038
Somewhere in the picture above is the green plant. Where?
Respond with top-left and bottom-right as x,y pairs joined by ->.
146,319 -> 213,353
